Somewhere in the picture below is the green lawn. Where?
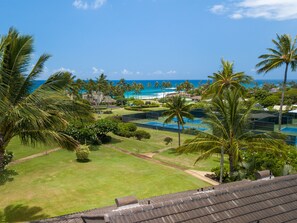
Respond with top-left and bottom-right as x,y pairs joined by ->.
6,137 -> 54,160
110,127 -> 194,153
154,148 -> 228,172
0,146 -> 209,221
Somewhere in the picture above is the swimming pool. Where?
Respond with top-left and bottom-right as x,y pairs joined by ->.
281,127 -> 297,134
145,121 -> 207,131
172,117 -> 203,124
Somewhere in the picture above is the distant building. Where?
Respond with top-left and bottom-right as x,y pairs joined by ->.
269,87 -> 279,93
82,91 -> 104,105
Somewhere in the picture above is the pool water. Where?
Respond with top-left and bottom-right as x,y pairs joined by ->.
172,117 -> 203,124
145,121 -> 207,131
281,127 -> 297,134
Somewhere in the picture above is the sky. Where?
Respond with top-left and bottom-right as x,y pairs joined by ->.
1,0 -> 297,80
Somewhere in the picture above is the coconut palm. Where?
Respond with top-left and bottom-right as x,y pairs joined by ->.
256,34 -> 297,131
178,89 -> 283,182
206,59 -> 253,97
163,96 -> 193,146
0,28 -> 92,171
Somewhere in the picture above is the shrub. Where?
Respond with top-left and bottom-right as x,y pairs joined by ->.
132,99 -> 144,106
2,151 -> 14,169
65,123 -> 101,145
76,145 -> 90,162
182,128 -> 200,135
134,130 -> 151,140
102,110 -> 112,114
114,122 -> 138,138
211,165 -> 230,183
101,135 -> 112,144
260,95 -> 279,107
92,118 -> 118,140
163,137 -> 173,145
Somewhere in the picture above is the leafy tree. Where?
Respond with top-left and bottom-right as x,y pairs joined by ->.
0,28 -> 92,170
134,130 -> 151,140
97,73 -> 109,95
261,95 -> 280,108
163,137 -> 173,145
206,59 -> 253,97
256,34 -> 297,131
178,89 -> 284,182
163,96 -> 193,146
92,119 -> 118,140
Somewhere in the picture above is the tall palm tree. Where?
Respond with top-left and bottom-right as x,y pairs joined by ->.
206,59 -> 253,97
163,96 -> 193,146
178,89 -> 283,182
256,34 -> 297,131
0,28 -> 92,171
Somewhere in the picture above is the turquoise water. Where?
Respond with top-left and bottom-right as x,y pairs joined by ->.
281,127 -> 297,134
32,79 -> 286,99
145,121 -> 208,131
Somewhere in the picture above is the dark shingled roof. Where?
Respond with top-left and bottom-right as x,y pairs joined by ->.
35,174 -> 297,223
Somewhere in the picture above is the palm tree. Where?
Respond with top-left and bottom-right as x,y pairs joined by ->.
178,89 -> 283,182
163,96 -> 193,146
206,59 -> 253,97
256,34 -> 297,131
0,28 -> 92,171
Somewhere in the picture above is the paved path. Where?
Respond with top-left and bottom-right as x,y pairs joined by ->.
105,144 -> 218,186
9,148 -> 61,165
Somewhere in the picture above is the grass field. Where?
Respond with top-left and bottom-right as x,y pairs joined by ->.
154,149 -> 228,172
6,137 -> 54,160
110,127 -> 193,153
0,146 -> 209,221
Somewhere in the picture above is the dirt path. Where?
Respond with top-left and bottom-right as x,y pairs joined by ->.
9,148 -> 61,165
105,144 -> 218,186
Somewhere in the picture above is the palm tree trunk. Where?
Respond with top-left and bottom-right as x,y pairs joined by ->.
229,155 -> 235,176
0,148 -> 5,171
177,121 -> 181,147
278,63 -> 289,131
219,147 -> 224,184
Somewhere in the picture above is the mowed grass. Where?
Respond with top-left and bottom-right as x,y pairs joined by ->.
154,149 -> 228,172
110,127 -> 194,153
1,146 -> 209,220
6,137 -> 54,160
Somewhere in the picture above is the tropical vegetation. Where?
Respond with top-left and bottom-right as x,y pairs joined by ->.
257,34 -> 297,131
0,28 -> 92,171
163,96 -> 193,146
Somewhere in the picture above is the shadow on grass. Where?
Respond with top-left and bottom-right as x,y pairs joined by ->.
109,138 -> 123,145
0,204 -> 49,222
0,169 -> 18,186
76,159 -> 91,163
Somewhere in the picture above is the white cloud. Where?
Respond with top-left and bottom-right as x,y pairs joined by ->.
210,4 -> 226,14
121,69 -> 133,75
92,67 -> 104,74
73,0 -> 106,10
210,0 -> 297,20
167,70 -> 177,74
53,67 -> 76,74
153,70 -> 164,75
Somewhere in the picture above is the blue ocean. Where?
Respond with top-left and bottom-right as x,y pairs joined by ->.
33,79 -> 285,99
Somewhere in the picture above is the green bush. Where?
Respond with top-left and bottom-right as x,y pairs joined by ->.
132,99 -> 144,106
260,95 -> 279,107
134,130 -> 151,140
93,119 -> 118,140
101,135 -> 112,144
65,123 -> 101,145
163,137 -> 173,145
211,165 -> 230,183
182,128 -> 200,135
2,151 -> 14,169
114,122 -> 138,138
76,145 -> 90,162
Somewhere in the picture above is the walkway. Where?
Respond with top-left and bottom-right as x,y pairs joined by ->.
105,144 -> 219,186
9,148 -> 61,165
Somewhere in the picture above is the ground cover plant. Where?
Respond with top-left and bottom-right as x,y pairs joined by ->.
0,147 -> 209,221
